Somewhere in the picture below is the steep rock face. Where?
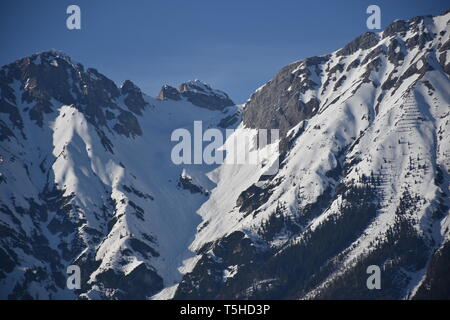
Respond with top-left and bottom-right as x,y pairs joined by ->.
121,80 -> 149,116
174,10 -> 450,300
157,80 -> 234,110
156,85 -> 182,101
242,57 -> 325,135
243,11 -> 450,137
412,240 -> 450,299
336,32 -> 379,57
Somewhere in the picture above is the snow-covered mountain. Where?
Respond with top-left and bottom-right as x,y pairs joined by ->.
1,9 -> 449,300
0,50 -> 241,299
173,10 -> 450,300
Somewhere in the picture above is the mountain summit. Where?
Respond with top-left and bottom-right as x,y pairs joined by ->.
243,10 -> 450,136
157,79 -> 234,110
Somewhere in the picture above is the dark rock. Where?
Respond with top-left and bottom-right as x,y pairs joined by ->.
95,263 -> 163,299
381,74 -> 398,91
438,52 -> 450,76
383,20 -> 408,38
0,99 -> 23,131
178,174 -> 208,195
113,110 -> 142,137
346,59 -> 360,71
174,231 -> 261,300
0,119 -> 15,141
413,240 -> 450,299
121,80 -> 148,115
334,75 -> 347,91
122,184 -> 154,200
0,50 -> 148,143
336,32 -> 379,57
127,238 -> 159,259
393,57 -> 433,94
439,39 -> 450,52
243,57 -> 325,136
156,85 -> 182,101
157,80 -> 234,110
0,247 -> 17,275
178,80 -> 235,110
236,184 -> 273,216
361,57 -> 382,83
406,32 -> 432,50
361,45 -> 385,65
387,39 -> 405,65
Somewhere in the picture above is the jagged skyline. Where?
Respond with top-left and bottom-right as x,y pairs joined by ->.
1,1 -> 449,103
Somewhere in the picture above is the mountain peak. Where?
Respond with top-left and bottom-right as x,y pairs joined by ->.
157,80 -> 234,110
121,79 -> 140,94
121,80 -> 148,115
243,9 -> 450,136
0,51 -> 146,137
336,32 -> 379,57
25,50 -> 79,68
179,79 -> 216,92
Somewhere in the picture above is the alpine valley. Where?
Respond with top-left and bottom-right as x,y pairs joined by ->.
1,10 -> 449,300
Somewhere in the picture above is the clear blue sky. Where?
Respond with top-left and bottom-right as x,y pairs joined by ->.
0,0 -> 448,103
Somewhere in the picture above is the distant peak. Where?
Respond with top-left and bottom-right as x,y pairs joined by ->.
29,50 -> 76,65
179,79 -> 212,91
121,80 -> 140,93
178,79 -> 227,98
440,8 -> 450,16
121,80 -> 148,115
157,85 -> 182,101
337,32 -> 379,57
157,80 -> 234,110
186,79 -> 207,85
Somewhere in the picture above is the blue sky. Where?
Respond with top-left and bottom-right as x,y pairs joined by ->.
0,0 -> 449,103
